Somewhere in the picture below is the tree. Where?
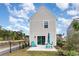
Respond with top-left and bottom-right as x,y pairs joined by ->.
0,25 -> 2,30
66,32 -> 79,51
65,21 -> 79,51
72,21 -> 79,31
0,26 -> 27,41
2,29 -> 9,40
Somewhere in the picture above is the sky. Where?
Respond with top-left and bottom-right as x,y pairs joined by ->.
0,3 -> 79,36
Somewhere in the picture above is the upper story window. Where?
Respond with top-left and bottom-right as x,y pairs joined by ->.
44,21 -> 48,28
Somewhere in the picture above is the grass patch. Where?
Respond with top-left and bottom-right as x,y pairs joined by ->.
4,48 -> 57,56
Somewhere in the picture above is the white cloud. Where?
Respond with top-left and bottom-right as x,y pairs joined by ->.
73,3 -> 79,11
5,3 -> 36,35
22,3 -> 36,12
56,3 -> 79,35
56,3 -> 79,17
5,3 -> 36,19
7,16 -> 30,34
67,10 -> 78,16
56,3 -> 69,10
57,17 -> 73,35
72,15 -> 79,19
58,17 -> 72,26
56,27 -> 62,34
9,16 -> 24,24
6,23 -> 29,35
66,3 -> 79,16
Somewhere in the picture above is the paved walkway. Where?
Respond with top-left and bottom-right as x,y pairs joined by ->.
27,46 -> 57,51
0,45 -> 19,55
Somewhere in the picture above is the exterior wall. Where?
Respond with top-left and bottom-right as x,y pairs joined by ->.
30,6 -> 56,47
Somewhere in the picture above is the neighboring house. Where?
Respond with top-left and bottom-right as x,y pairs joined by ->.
57,34 -> 63,40
67,18 -> 79,37
56,34 -> 66,41
29,6 -> 56,48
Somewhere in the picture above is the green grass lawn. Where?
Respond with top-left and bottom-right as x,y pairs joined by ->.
4,48 -> 58,56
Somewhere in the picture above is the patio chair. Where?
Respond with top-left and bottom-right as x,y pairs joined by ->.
31,41 -> 36,47
46,42 -> 53,48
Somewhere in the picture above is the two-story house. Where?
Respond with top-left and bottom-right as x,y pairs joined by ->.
29,6 -> 56,48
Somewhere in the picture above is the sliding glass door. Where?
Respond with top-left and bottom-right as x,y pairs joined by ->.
37,36 -> 45,45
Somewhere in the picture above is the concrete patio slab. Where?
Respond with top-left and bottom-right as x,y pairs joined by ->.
27,47 -> 57,51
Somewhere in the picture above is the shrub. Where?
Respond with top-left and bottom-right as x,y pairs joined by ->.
65,50 -> 78,56
57,39 -> 64,47
0,37 -> 3,41
57,49 -> 78,56
66,32 -> 79,51
57,49 -> 66,56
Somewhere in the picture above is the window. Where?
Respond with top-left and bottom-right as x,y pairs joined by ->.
44,21 -> 48,28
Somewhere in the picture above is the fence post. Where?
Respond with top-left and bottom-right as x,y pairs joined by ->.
28,40 -> 30,47
24,41 -> 26,47
9,41 -> 12,53
19,42 -> 21,49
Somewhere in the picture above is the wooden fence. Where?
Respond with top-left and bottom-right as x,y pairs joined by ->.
0,40 -> 29,53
